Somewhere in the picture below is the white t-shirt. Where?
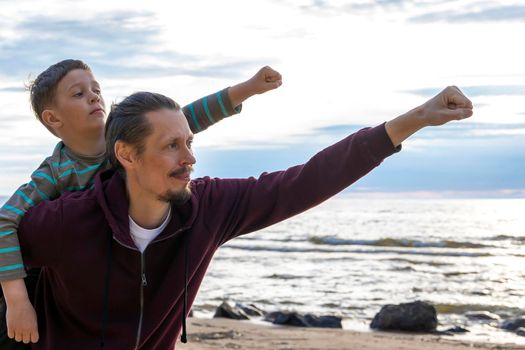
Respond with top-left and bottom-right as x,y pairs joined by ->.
129,207 -> 172,253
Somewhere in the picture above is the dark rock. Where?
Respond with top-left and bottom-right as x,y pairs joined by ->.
235,303 -> 266,317
213,301 -> 249,320
500,318 -> 525,331
516,327 -> 525,337
444,326 -> 469,333
264,311 -> 342,328
464,311 -> 500,321
430,330 -> 452,336
370,301 -> 437,332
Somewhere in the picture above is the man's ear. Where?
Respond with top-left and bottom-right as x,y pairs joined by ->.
41,109 -> 63,131
114,141 -> 137,171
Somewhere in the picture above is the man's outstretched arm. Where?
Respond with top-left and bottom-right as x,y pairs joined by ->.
197,86 -> 473,246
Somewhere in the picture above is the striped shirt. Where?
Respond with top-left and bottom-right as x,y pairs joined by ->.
0,88 -> 241,280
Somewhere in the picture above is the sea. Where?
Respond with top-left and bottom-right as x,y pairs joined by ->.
193,195 -> 525,346
2,195 -> 524,345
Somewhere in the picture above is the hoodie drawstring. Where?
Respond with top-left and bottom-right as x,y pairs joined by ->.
100,231 -> 113,348
180,237 -> 189,343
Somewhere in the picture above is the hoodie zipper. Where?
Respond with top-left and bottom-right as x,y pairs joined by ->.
113,227 -> 188,349
134,251 -> 147,350
112,236 -> 146,350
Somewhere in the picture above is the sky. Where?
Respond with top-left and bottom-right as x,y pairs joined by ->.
0,0 -> 524,196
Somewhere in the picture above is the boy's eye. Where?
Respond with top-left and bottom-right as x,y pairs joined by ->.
73,92 -> 83,97
94,89 -> 101,95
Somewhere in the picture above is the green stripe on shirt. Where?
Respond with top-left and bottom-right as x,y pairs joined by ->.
58,163 -> 102,179
15,190 -> 35,206
0,247 -> 20,253
29,181 -> 49,201
202,96 -> 215,124
0,264 -> 24,272
52,160 -> 76,167
0,231 -> 14,237
216,91 -> 229,118
188,103 -> 202,132
33,171 -> 57,185
2,205 -> 25,216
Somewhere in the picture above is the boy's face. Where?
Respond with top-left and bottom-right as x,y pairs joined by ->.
50,69 -> 106,138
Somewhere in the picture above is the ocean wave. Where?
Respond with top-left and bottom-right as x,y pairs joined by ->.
222,244 -> 492,257
385,258 -> 453,266
488,234 -> 525,243
309,236 -> 489,249
265,273 -> 307,280
434,303 -> 524,317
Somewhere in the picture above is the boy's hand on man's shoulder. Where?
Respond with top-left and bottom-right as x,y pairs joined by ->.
247,66 -> 283,94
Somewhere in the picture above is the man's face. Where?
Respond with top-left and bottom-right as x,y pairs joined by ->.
51,69 -> 106,138
131,108 -> 196,204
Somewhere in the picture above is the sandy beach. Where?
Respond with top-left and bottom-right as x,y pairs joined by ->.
177,318 -> 523,350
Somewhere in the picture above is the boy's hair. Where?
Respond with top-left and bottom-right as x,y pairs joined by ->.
28,59 -> 91,135
105,91 -> 181,176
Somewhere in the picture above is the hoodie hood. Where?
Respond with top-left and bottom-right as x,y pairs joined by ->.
94,169 -> 199,249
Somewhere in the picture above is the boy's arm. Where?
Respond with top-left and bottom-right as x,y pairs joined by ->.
0,158 -> 61,344
182,66 -> 282,134
0,160 -> 60,281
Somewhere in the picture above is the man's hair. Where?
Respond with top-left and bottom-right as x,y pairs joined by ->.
28,59 -> 91,135
105,91 -> 181,175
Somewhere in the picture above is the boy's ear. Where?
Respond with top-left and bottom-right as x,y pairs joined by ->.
114,141 -> 138,171
41,109 -> 63,130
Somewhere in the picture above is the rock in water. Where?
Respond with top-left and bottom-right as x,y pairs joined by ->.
264,311 -> 342,328
464,311 -> 500,321
444,326 -> 469,334
370,301 -> 437,332
235,303 -> 266,317
213,301 -> 250,320
501,318 -> 525,331
516,327 -> 525,337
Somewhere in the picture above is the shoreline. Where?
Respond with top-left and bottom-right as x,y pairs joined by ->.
177,318 -> 524,350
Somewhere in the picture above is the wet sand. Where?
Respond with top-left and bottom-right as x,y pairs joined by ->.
177,318 -> 523,350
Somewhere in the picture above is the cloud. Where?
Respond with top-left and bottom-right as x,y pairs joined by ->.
280,1 -> 525,24
0,12 -> 264,81
405,85 -> 525,97
306,122 -> 525,142
407,122 -> 525,140
410,5 -> 525,23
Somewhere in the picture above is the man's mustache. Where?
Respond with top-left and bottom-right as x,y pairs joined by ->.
169,166 -> 194,177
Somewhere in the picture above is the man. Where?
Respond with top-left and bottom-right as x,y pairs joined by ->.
17,86 -> 473,349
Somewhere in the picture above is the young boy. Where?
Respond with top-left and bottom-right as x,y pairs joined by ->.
0,59 -> 282,347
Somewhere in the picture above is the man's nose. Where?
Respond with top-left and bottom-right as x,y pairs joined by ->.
180,147 -> 196,166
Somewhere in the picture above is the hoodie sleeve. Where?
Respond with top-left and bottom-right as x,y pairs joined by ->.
200,123 -> 400,247
17,197 -> 63,269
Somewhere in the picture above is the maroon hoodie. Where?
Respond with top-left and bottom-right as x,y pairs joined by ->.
18,123 -> 399,349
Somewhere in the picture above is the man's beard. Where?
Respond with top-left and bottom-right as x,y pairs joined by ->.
157,165 -> 194,205
157,183 -> 192,205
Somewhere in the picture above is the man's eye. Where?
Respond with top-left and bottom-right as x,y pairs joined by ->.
73,92 -> 83,97
187,141 -> 193,149
94,89 -> 101,95
169,143 -> 178,149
